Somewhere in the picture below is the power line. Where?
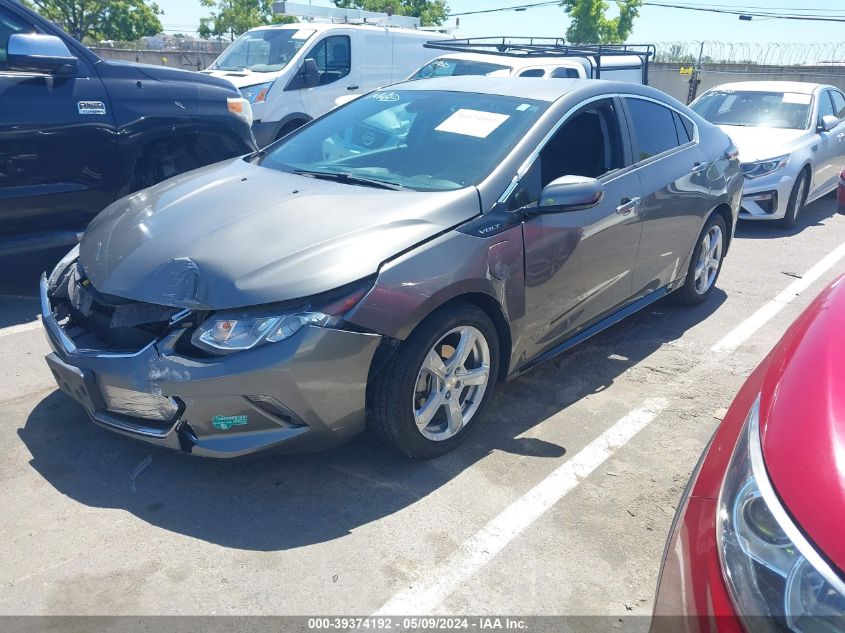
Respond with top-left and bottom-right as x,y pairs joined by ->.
448,1 -> 845,21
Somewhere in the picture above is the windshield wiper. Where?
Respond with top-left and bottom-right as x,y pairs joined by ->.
292,169 -> 408,191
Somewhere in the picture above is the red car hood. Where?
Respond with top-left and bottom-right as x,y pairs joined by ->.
759,274 -> 845,571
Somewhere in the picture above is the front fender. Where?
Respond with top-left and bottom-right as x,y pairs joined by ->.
347,228 -> 526,344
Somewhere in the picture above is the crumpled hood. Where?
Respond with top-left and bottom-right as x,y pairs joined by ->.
80,158 -> 479,309
717,125 -> 809,163
759,274 -> 845,570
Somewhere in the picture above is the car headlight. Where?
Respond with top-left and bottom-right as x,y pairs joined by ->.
227,97 -> 254,128
740,155 -> 789,179
190,279 -> 372,355
717,395 -> 845,631
240,81 -> 274,104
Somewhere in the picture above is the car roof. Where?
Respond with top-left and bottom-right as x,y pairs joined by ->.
710,81 -> 828,94
391,76 -> 656,103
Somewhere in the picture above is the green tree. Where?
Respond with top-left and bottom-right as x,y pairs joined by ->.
333,1 -> 449,27
22,0 -> 162,42
199,0 -> 296,40
560,0 -> 642,44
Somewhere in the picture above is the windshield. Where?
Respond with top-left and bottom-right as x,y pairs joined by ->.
257,90 -> 547,192
212,28 -> 316,72
410,58 -> 512,80
691,90 -> 812,130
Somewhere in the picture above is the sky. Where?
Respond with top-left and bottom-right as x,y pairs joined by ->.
155,0 -> 845,47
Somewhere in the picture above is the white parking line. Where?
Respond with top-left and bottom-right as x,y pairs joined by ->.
374,398 -> 669,616
374,239 -> 845,617
0,319 -> 42,339
712,240 -> 845,353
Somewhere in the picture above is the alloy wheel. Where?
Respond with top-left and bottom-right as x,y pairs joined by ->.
412,325 -> 491,441
694,224 -> 723,295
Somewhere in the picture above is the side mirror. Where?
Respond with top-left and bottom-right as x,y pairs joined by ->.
302,58 -> 320,88
538,175 -> 604,212
820,114 -> 840,132
7,33 -> 77,77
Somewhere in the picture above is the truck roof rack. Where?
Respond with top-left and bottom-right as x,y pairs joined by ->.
424,37 -> 655,82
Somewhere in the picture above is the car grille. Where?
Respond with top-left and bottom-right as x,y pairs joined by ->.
52,263 -> 189,354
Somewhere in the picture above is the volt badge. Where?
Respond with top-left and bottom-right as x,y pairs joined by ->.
77,100 -> 106,115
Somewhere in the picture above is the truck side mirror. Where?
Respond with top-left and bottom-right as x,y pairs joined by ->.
303,58 -> 320,88
538,175 -> 605,212
7,33 -> 77,78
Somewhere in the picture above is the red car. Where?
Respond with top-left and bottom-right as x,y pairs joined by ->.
839,166 -> 845,212
652,275 -> 845,631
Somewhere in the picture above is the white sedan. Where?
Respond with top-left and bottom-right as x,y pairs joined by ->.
691,81 -> 845,227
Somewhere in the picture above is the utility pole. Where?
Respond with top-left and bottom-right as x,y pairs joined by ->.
687,41 -> 704,104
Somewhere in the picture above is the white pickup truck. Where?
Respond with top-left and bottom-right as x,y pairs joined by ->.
408,39 -> 654,85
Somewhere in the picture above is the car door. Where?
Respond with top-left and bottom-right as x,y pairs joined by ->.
623,96 -> 712,298
297,32 -> 357,118
0,4 -> 117,240
817,89 -> 845,193
516,97 -> 644,360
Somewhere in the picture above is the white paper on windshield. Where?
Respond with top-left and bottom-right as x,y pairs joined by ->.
435,109 -> 510,138
291,29 -> 315,40
782,93 -> 811,105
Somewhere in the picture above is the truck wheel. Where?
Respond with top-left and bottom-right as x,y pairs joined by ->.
674,214 -> 727,306
778,171 -> 809,230
368,303 -> 500,459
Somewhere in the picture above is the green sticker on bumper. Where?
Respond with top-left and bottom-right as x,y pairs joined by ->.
212,414 -> 248,431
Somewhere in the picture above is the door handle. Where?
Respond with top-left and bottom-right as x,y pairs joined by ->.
691,161 -> 708,174
616,196 -> 641,215
346,85 -> 359,90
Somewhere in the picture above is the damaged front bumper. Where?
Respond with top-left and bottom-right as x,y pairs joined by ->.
40,275 -> 382,457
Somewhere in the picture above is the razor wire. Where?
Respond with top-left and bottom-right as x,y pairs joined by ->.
654,41 -> 845,66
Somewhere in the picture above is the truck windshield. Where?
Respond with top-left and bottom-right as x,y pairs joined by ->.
410,58 -> 512,80
257,90 -> 547,192
212,28 -> 316,72
691,90 -> 812,130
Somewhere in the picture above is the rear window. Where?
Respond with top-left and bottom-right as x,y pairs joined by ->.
411,58 -> 511,80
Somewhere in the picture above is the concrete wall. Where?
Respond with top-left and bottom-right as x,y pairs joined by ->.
90,47 -> 219,71
650,62 -> 845,104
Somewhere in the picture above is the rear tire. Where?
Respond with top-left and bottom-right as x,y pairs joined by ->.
368,302 -> 500,459
674,213 -> 727,306
778,171 -> 809,229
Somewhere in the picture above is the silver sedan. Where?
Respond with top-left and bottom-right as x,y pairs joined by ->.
691,81 -> 845,228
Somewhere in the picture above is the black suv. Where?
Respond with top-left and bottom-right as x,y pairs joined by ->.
0,0 -> 257,254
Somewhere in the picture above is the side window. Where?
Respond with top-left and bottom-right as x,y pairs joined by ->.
830,91 -> 845,120
550,67 -> 579,79
673,111 -> 692,144
818,91 -> 836,122
518,68 -> 545,78
508,99 -> 624,210
307,35 -> 350,86
0,8 -> 30,66
626,98 -> 682,161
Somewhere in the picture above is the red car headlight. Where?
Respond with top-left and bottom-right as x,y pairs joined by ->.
717,395 -> 845,630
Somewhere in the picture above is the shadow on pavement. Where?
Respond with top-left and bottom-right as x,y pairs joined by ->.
19,289 -> 725,552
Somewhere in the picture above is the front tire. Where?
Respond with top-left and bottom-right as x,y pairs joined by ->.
779,171 -> 809,229
674,214 -> 727,306
368,303 -> 500,459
